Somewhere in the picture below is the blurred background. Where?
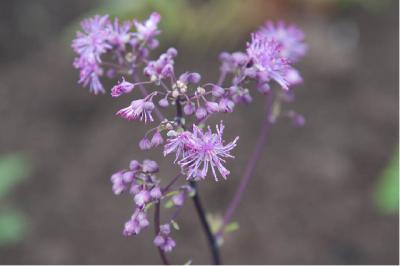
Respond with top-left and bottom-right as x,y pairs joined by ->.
0,0 -> 398,264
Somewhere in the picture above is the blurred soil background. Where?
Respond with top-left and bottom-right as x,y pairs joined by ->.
0,0 -> 398,264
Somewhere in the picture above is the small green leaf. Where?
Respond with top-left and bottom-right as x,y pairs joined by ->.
0,153 -> 31,199
224,221 -> 240,233
171,220 -> 180,230
374,151 -> 399,213
0,209 -> 27,245
164,200 -> 174,209
183,259 -> 192,265
144,202 -> 154,211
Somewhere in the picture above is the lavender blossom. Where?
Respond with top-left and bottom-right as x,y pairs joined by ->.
246,33 -> 291,90
111,78 -> 135,97
116,98 -> 155,123
123,209 -> 150,236
165,122 -> 239,181
154,224 -> 176,252
258,21 -> 307,63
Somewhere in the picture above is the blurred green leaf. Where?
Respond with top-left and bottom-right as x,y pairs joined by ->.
164,200 -> 174,209
171,220 -> 180,230
0,209 -> 27,245
374,151 -> 399,213
224,221 -> 240,233
0,153 -> 30,199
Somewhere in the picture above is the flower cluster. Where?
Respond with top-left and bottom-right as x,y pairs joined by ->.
111,159 -> 162,236
72,13 -> 161,94
72,12 -> 306,260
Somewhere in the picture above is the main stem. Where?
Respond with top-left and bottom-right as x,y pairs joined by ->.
176,98 -> 221,265
154,202 -> 170,265
219,93 -> 274,235
189,181 -> 221,265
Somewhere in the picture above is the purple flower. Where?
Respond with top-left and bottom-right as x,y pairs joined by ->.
123,209 -> 149,236
211,85 -> 225,97
116,98 -> 155,123
107,18 -> 132,50
165,122 -> 239,181
258,21 -> 307,63
154,224 -> 176,252
229,86 -> 252,104
151,131 -> 164,147
205,101 -> 220,114
150,186 -> 162,199
129,160 -> 141,170
73,57 -> 105,94
111,171 -> 126,195
144,48 -> 177,81
134,189 -> 151,206
142,159 -> 159,173
219,51 -> 249,73
172,192 -> 185,206
133,12 -> 161,49
139,138 -> 152,150
72,15 -> 111,63
183,102 -> 196,115
246,33 -> 291,90
163,131 -> 194,162
218,98 -> 235,113
178,72 -> 201,85
111,78 -> 135,97
195,107 -> 207,120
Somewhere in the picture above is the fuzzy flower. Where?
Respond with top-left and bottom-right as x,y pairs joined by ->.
163,131 -> 194,163
219,51 -> 249,73
107,18 -> 132,50
111,78 -> 135,97
246,33 -> 291,90
116,98 -> 155,123
144,48 -> 177,81
123,209 -> 150,236
154,224 -> 176,252
257,21 -> 307,63
72,15 -> 111,63
164,122 -> 239,181
73,57 -> 105,94
133,12 -> 161,49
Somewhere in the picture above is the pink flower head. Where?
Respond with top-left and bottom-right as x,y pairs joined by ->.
144,48 -> 176,81
116,98 -> 155,123
164,122 -> 239,181
72,15 -> 111,63
246,33 -> 291,90
73,57 -> 105,94
111,78 -> 135,97
134,12 -> 161,48
107,18 -> 132,50
258,21 -> 307,63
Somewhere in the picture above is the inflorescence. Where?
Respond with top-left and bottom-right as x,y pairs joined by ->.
72,12 -> 307,259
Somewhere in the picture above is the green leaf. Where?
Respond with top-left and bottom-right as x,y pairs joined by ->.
171,220 -> 180,230
224,221 -> 240,233
0,153 -> 31,199
164,200 -> 174,209
183,259 -> 192,265
374,151 -> 399,213
0,209 -> 27,245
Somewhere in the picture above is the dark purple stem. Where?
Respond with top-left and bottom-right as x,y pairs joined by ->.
218,93 -> 274,236
154,201 -> 170,265
189,181 -> 221,265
